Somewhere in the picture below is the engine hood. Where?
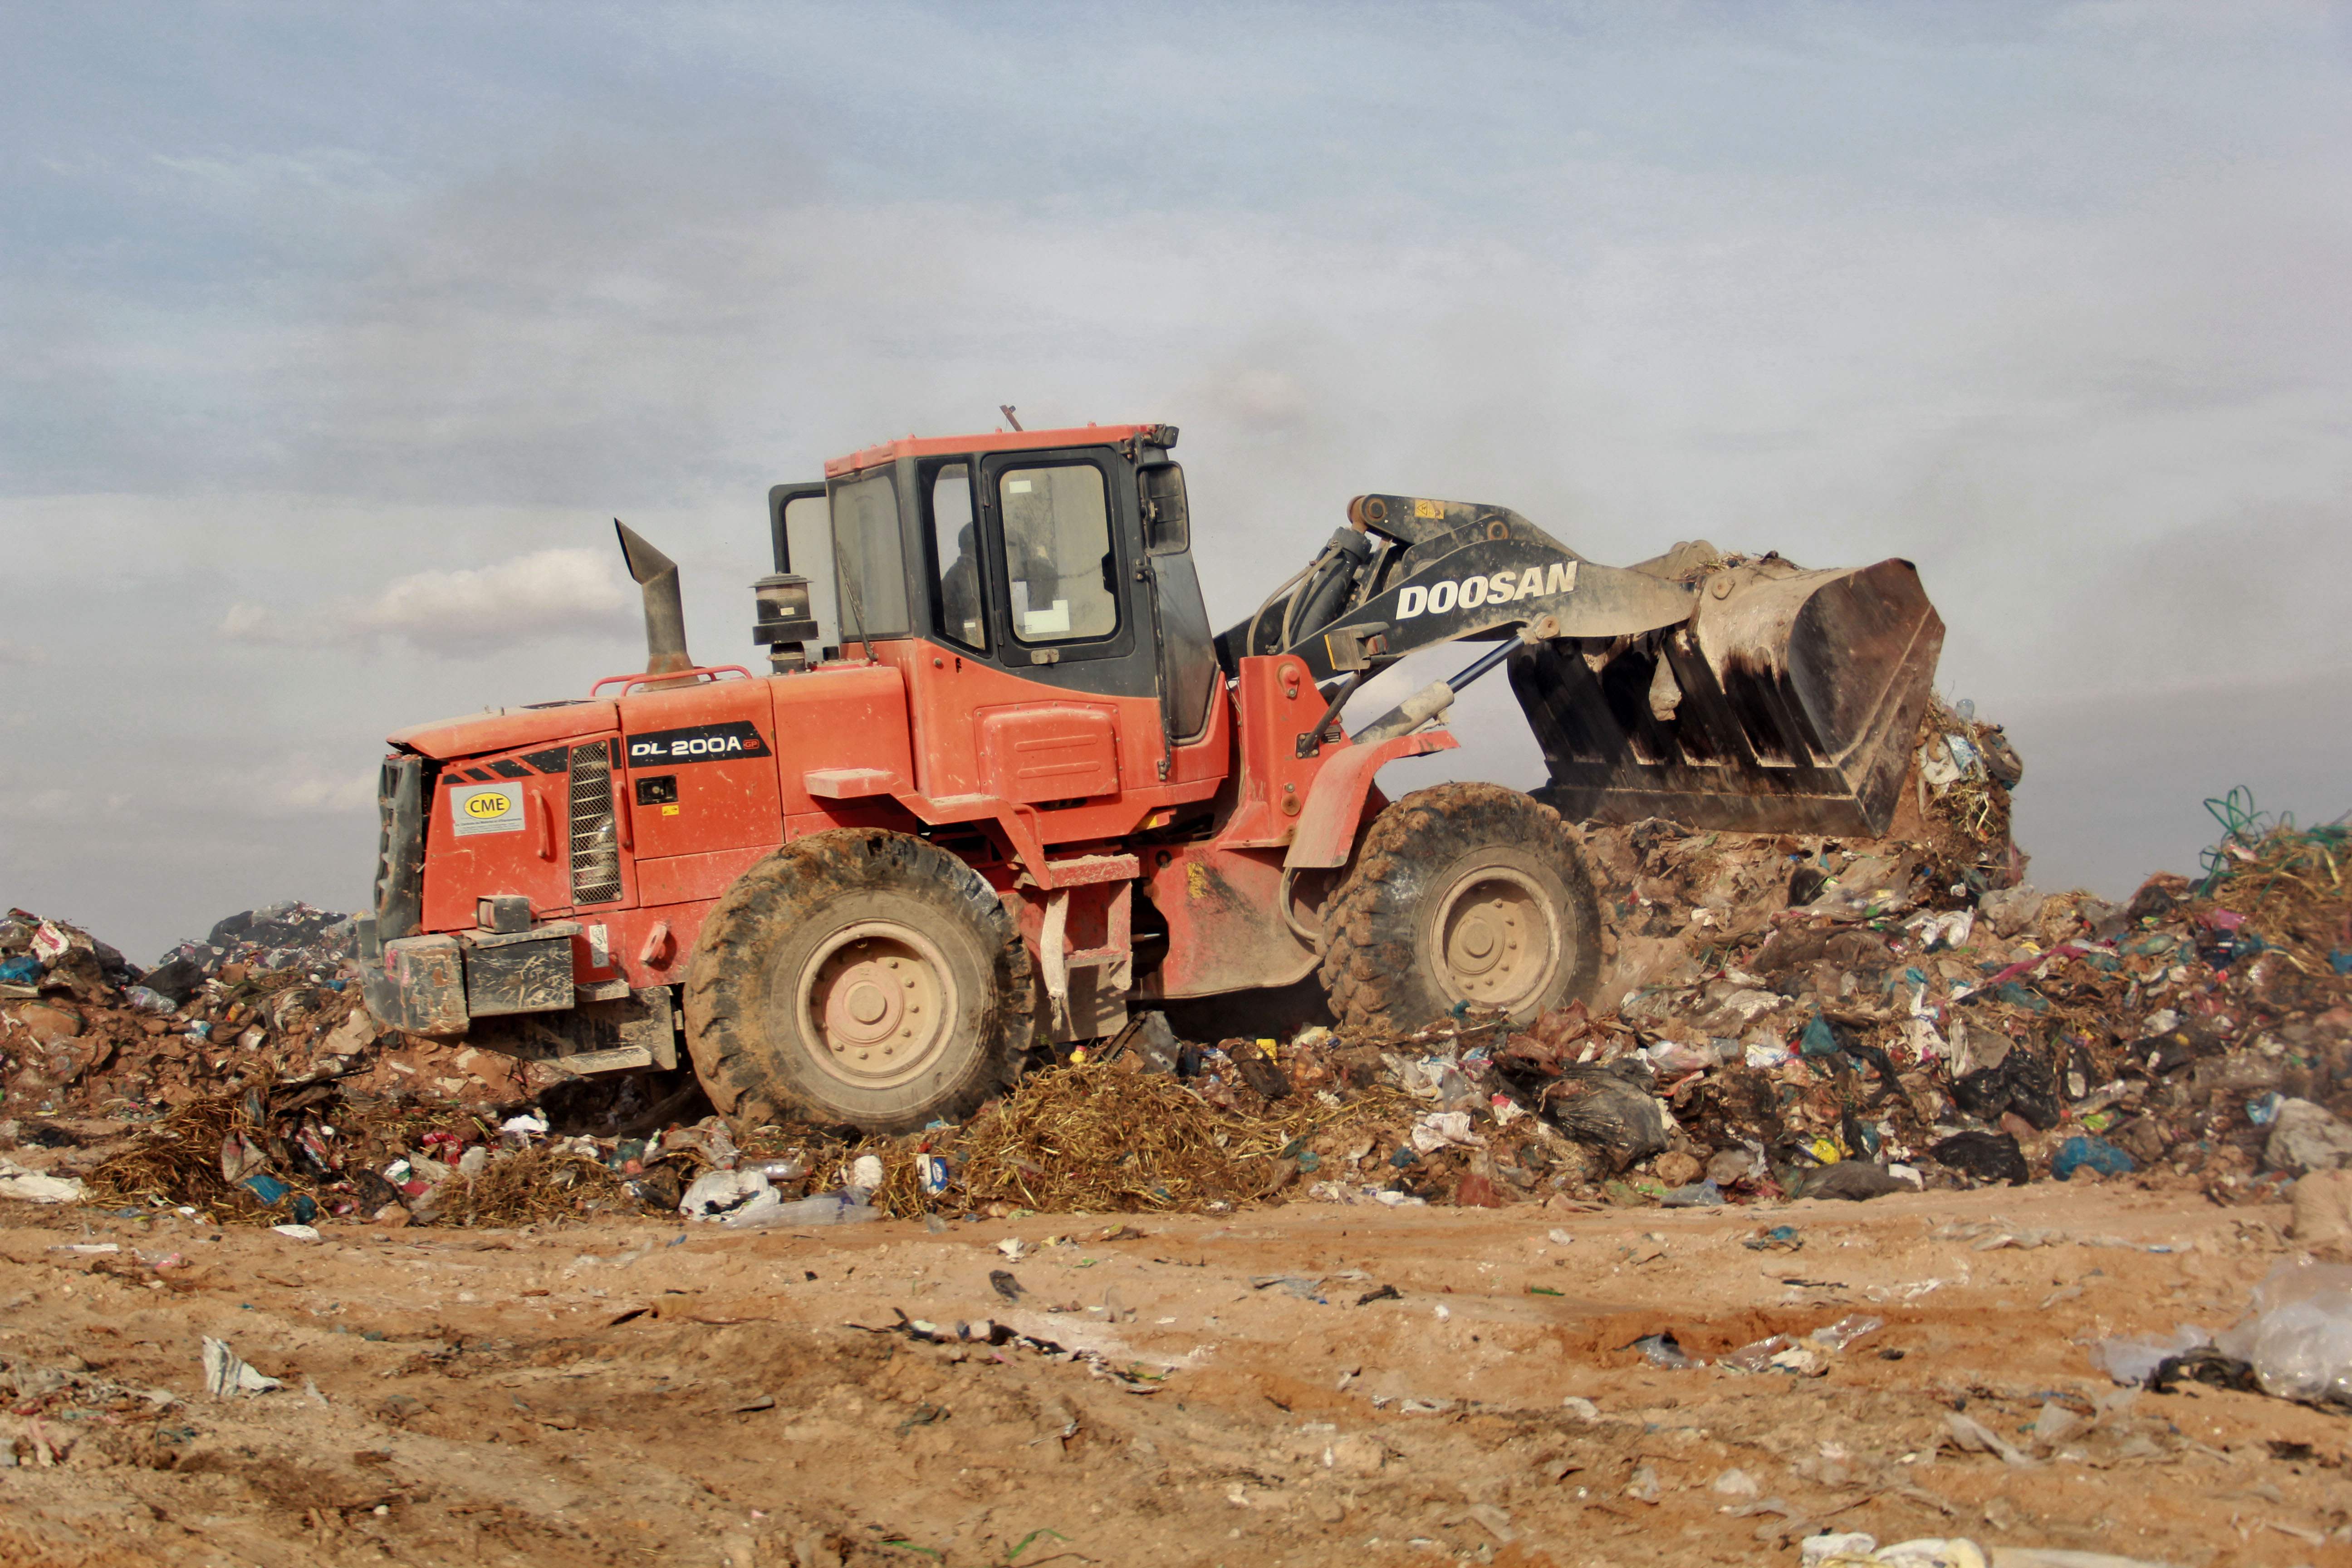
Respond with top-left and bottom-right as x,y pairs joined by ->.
388,700 -> 619,760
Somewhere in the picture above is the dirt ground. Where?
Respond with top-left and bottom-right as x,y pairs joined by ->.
2,1181 -> 2347,1568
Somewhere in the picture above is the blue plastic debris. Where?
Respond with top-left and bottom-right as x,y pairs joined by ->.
1994,981 -> 2050,1014
2051,1135 -> 2135,1181
241,1173 -> 290,1205
1743,1225 -> 1803,1252
1659,1178 -> 1724,1209
0,954 -> 39,985
1799,1014 -> 1841,1058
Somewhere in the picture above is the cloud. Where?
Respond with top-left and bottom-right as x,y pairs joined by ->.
222,545 -> 629,652
247,764 -> 378,816
0,639 -> 48,666
5,3 -> 2351,960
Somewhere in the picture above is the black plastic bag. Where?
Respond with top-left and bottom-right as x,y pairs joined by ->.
1952,1049 -> 2062,1130
1541,1062 -> 1669,1171
1927,1129 -> 2029,1186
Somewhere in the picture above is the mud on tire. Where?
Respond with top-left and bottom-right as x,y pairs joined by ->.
1318,781 -> 1602,1033
682,829 -> 1036,1134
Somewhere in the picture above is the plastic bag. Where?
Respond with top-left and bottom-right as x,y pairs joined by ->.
2089,1324 -> 2210,1385
727,1192 -> 882,1229
680,1168 -> 769,1220
1928,1130 -> 2029,1186
2214,1258 -> 2352,1403
2051,1134 -> 2135,1181
1952,1048 -> 2062,1130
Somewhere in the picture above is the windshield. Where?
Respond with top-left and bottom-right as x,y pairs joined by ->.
828,470 -> 911,642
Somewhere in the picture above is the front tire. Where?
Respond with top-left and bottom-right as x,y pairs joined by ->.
1318,782 -> 1601,1032
682,829 -> 1035,1133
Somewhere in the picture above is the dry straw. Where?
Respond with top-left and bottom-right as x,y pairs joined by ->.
827,1063 -> 1420,1218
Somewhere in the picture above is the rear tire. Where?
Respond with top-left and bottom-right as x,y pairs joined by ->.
682,829 -> 1035,1134
1318,782 -> 1601,1032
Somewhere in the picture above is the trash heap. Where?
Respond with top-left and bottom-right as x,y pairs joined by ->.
823,754 -> 2347,1222
0,901 -> 539,1128
1183,786 -> 2350,1216
83,1076 -> 657,1227
10,697 -> 2350,1230
137,901 -> 355,1005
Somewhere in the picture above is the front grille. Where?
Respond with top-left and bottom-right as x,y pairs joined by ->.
568,741 -> 624,905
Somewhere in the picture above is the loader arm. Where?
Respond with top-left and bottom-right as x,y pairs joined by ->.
1284,516 -> 1700,682
1250,491 -> 1945,838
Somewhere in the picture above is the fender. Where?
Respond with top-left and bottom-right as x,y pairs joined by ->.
1283,729 -> 1460,870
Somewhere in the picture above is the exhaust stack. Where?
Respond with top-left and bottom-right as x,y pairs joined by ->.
615,519 -> 696,684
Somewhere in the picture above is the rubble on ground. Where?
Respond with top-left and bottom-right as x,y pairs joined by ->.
5,703 -> 2348,1237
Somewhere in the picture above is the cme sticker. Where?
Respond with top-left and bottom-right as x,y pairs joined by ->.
450,783 -> 524,837
1413,497 -> 1443,519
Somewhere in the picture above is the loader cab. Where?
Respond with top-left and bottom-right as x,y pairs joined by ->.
800,424 -> 1219,764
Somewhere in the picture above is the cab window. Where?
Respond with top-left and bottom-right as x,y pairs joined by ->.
829,471 -> 911,641
927,462 -> 987,651
999,464 -> 1117,644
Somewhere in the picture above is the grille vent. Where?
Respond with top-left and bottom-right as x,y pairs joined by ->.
568,741 -> 623,905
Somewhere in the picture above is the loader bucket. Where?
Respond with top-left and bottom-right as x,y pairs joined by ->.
1510,557 -> 1943,837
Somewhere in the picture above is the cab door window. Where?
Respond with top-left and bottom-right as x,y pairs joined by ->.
999,464 -> 1117,645
927,461 -> 988,651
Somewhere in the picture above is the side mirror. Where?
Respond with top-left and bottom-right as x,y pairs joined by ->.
1140,462 -> 1189,555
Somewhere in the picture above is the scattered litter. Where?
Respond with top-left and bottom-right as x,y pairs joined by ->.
1628,1330 -> 1698,1369
0,1160 -> 86,1204
201,1337 -> 282,1397
2213,1258 -> 2352,1404
1943,1410 -> 2036,1467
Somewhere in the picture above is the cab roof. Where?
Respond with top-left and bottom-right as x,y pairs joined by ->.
823,422 -> 1172,478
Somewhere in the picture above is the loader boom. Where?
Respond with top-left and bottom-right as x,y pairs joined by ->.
1237,492 -> 1942,838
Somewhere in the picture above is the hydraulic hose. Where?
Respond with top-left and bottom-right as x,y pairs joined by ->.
1351,617 -> 1560,743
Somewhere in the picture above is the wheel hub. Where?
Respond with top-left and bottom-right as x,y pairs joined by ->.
1434,869 -> 1558,1013
799,922 -> 956,1090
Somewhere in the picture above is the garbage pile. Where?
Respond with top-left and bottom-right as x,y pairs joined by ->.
84,1076 -> 657,1227
840,772 -> 2349,1223
138,900 -> 354,1005
1208,789 -> 2350,1215
9,696 -> 2350,1232
0,902 -> 533,1128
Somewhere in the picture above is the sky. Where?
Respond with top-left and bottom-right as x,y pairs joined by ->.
2,1 -> 2348,962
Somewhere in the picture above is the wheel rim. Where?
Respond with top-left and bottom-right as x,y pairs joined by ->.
1432,867 -> 1559,1014
795,920 -> 959,1091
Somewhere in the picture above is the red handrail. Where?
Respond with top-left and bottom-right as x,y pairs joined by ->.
589,665 -> 754,698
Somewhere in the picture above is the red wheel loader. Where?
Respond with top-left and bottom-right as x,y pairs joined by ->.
358,421 -> 1942,1132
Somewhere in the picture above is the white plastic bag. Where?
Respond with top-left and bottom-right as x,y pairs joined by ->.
2215,1258 -> 2352,1402
2087,1324 -> 2209,1385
